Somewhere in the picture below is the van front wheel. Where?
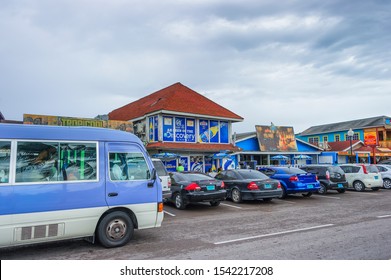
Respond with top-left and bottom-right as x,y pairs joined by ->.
97,211 -> 134,248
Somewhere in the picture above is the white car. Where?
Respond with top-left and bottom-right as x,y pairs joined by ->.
152,158 -> 171,200
339,164 -> 383,191
375,164 -> 391,189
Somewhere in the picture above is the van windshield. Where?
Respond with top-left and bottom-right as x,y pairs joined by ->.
153,160 -> 168,176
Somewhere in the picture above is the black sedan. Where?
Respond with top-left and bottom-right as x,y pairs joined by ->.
214,169 -> 282,203
168,172 -> 227,209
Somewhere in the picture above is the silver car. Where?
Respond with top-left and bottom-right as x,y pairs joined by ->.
339,164 -> 383,191
375,164 -> 391,189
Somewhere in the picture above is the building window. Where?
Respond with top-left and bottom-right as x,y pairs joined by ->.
308,137 -> 319,145
345,133 -> 359,141
378,131 -> 384,141
323,136 -> 328,142
335,135 -> 340,142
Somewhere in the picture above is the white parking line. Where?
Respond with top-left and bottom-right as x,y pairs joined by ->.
220,203 -> 243,209
163,210 -> 176,217
277,199 -> 296,204
315,195 -> 341,200
213,224 -> 334,245
377,214 -> 391,219
348,191 -> 381,196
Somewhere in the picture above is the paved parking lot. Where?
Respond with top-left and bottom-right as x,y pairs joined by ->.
1,189 -> 391,260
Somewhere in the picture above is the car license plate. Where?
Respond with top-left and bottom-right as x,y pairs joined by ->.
338,183 -> 343,188
264,184 -> 272,189
307,184 -> 313,188
206,185 -> 215,191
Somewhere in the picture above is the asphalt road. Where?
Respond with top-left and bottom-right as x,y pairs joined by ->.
1,189 -> 391,260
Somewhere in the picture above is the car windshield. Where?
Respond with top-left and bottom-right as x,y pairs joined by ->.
238,170 -> 269,180
174,173 -> 213,181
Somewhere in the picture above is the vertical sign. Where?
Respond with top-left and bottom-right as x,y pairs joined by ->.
175,117 -> 186,142
198,119 -> 209,143
163,116 -> 174,142
209,120 -> 219,143
186,118 -> 195,142
154,116 -> 159,142
179,157 -> 189,171
149,117 -> 154,141
220,121 -> 229,143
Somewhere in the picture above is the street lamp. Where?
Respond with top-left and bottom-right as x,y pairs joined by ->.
347,128 -> 354,163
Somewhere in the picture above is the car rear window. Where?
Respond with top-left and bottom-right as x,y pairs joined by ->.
366,165 -> 379,173
152,160 -> 168,176
278,167 -> 306,174
174,173 -> 213,181
238,170 -> 269,180
328,166 -> 344,174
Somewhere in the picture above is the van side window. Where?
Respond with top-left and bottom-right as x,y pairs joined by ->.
109,152 -> 150,181
59,143 -> 97,181
15,141 -> 97,183
0,141 -> 11,184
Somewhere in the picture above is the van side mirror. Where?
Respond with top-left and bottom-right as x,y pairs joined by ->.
151,168 -> 157,180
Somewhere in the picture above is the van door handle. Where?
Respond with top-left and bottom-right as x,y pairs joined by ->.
108,192 -> 118,197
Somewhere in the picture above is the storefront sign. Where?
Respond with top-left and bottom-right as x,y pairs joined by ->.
364,131 -> 377,146
23,114 -> 133,132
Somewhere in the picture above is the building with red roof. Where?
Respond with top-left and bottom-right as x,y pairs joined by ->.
108,82 -> 243,171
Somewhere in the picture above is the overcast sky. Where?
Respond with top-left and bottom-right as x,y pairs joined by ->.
1,0 -> 390,134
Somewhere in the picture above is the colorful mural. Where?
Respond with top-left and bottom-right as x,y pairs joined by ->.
255,124 -> 298,152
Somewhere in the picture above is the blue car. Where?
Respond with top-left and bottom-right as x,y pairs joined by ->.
258,167 -> 320,198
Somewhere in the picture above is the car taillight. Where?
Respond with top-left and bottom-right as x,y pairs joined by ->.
168,177 -> 172,187
325,171 -> 330,180
316,175 -> 319,180
289,175 -> 299,182
247,182 -> 259,190
277,182 -> 281,189
184,183 -> 201,191
220,181 -> 225,188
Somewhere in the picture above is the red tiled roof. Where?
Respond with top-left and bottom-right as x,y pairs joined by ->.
108,82 -> 243,121
327,140 -> 361,151
146,142 -> 241,153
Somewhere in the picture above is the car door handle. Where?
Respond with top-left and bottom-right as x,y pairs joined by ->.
108,192 -> 118,197
147,181 -> 154,188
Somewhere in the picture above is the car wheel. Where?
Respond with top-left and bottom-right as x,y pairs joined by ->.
302,192 -> 313,197
317,183 -> 327,194
279,186 -> 287,199
353,181 -> 365,192
231,188 -> 242,203
383,178 -> 391,189
96,211 -> 134,248
210,201 -> 221,207
263,198 -> 273,202
175,193 -> 186,209
337,189 -> 346,193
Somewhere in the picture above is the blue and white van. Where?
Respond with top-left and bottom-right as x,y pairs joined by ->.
0,123 -> 164,248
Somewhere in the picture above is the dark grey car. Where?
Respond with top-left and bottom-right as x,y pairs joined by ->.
214,169 -> 282,203
300,164 -> 348,194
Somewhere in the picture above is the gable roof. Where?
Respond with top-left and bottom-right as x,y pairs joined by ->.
299,116 -> 391,136
327,140 -> 362,151
108,82 -> 244,122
